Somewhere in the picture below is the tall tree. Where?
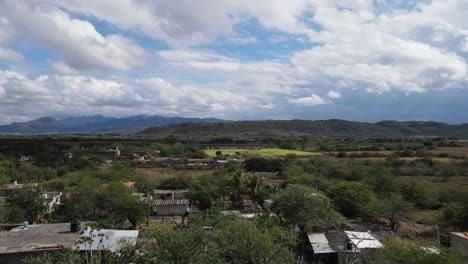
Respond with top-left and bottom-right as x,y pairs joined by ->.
6,185 -> 46,223
272,185 -> 343,231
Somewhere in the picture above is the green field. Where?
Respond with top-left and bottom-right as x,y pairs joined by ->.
204,148 -> 320,158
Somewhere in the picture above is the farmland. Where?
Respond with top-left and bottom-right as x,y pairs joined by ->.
204,148 -> 320,158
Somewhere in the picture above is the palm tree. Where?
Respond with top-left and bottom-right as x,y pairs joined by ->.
229,169 -> 246,209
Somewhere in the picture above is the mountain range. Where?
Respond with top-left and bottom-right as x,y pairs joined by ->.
1,116 -> 467,138
0,115 -> 225,135
138,119 -> 468,138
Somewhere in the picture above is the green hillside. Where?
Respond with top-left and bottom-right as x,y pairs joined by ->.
137,119 -> 468,139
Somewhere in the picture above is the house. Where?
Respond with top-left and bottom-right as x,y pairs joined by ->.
450,232 -> 468,257
96,146 -> 121,160
42,192 -> 62,213
0,223 -> 81,264
308,231 -> 383,264
154,189 -> 188,200
0,222 -> 139,264
305,233 -> 338,264
152,199 -> 190,217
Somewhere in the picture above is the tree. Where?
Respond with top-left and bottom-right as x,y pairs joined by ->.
280,165 -> 305,179
326,181 -> 378,219
62,180 -> 148,228
0,159 -> 16,185
95,182 -> 148,227
6,185 -> 46,223
227,169 -> 247,208
244,174 -> 273,206
215,218 -> 295,264
441,202 -> 468,230
188,175 -> 220,210
398,178 -> 436,209
144,213 -> 296,264
367,237 -> 466,264
379,194 -> 413,231
272,185 -> 343,231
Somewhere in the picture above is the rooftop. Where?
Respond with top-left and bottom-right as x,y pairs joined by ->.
308,233 -> 336,254
154,189 -> 189,194
451,232 -> 468,240
124,181 -> 135,188
0,223 -> 80,254
345,231 -> 383,249
78,229 -> 139,252
153,199 -> 189,206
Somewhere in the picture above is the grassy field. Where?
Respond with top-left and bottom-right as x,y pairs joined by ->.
204,148 -> 320,158
430,147 -> 468,157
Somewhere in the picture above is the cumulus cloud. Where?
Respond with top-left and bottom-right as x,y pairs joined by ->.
159,49 -> 307,94
328,91 -> 342,99
0,70 -> 279,122
0,0 -> 468,122
0,47 -> 24,62
287,94 -> 328,106
0,1 -> 147,71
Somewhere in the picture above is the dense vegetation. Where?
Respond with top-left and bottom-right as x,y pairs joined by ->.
0,135 -> 467,263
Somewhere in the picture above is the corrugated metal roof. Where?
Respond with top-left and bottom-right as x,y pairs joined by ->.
308,233 -> 336,254
153,199 -> 189,206
344,231 -> 383,249
77,229 -> 139,252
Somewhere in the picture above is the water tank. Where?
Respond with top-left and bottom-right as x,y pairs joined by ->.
70,219 -> 81,233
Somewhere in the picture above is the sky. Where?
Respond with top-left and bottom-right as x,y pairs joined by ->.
0,0 -> 467,124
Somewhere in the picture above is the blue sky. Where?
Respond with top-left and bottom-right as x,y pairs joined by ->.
0,0 -> 467,124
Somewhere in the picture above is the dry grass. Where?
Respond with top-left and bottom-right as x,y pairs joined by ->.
135,167 -> 212,178
430,147 -> 468,157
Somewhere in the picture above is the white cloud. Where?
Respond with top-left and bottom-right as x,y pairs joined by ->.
0,47 -> 24,62
328,91 -> 341,99
51,61 -> 80,75
291,1 -> 468,93
0,1 -> 147,71
0,0 -> 468,122
159,49 -> 307,94
0,69 -> 281,122
287,94 -> 328,106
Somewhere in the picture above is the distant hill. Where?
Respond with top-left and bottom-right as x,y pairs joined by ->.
0,115 -> 225,135
138,119 -> 468,138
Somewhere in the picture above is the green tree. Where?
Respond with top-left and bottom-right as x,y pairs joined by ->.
398,178 -> 436,209
367,237 -> 466,264
0,159 -> 16,185
227,169 -> 247,208
6,185 -> 46,223
272,185 -> 343,231
379,194 -> 413,231
188,175 -> 220,210
215,218 -> 295,264
441,202 -> 468,230
326,181 -> 378,219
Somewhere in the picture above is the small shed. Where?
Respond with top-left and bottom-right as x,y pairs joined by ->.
152,199 -> 190,216
450,232 -> 468,257
344,231 -> 383,251
306,233 -> 338,264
